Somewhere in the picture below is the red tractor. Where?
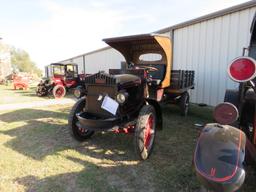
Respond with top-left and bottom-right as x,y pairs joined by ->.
36,63 -> 82,98
13,75 -> 29,90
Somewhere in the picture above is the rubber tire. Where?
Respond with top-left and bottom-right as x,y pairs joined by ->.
134,105 -> 156,160
68,97 -> 94,141
36,85 -> 47,97
180,92 -> 189,116
53,84 -> 66,99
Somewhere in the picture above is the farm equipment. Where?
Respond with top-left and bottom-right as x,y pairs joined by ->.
193,14 -> 256,192
36,63 -> 82,98
69,34 -> 195,160
12,73 -> 29,90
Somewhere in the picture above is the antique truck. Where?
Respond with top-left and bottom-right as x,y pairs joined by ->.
36,63 -> 82,98
193,14 -> 256,192
69,34 -> 195,160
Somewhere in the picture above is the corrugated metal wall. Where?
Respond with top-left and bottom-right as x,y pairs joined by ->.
0,43 -> 11,77
84,48 -> 124,74
62,48 -> 123,74
62,56 -> 84,74
173,7 -> 256,106
61,5 -> 256,106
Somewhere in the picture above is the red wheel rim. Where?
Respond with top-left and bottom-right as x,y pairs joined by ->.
78,127 -> 89,135
55,87 -> 64,98
144,114 -> 154,149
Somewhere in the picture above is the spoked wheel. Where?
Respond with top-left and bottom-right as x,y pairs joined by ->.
180,91 -> 189,116
36,85 -> 48,97
68,97 -> 94,141
134,105 -> 156,160
53,85 -> 66,98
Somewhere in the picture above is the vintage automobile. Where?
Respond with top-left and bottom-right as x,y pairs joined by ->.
193,14 -> 256,192
69,34 -> 195,160
36,63 -> 82,98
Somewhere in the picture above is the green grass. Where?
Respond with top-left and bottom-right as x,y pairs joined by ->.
0,98 -> 255,191
0,84 -> 74,105
0,84 -> 47,104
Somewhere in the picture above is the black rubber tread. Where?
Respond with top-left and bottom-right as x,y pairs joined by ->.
179,91 -> 189,116
68,97 -> 94,141
134,105 -> 156,160
36,85 -> 48,97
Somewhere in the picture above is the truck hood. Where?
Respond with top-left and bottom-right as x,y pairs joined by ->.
115,74 -> 141,86
84,72 -> 141,87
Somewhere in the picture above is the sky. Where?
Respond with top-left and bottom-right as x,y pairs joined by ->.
0,0 -> 250,69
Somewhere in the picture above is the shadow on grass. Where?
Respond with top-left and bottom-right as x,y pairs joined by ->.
0,108 -> 137,161
0,108 -> 67,123
14,159 -> 142,192
2,105 -> 256,191
1,104 -> 210,191
1,108 -> 158,191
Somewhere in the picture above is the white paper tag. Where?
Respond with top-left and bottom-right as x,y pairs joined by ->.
101,95 -> 119,115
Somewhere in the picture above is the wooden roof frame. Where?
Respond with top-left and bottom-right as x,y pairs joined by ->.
103,33 -> 172,88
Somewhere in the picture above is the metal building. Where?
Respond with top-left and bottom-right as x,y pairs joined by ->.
0,41 -> 11,78
61,1 -> 256,106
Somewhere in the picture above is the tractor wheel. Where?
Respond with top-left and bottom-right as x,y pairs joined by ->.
180,91 -> 189,116
68,97 -> 94,141
134,105 -> 156,160
36,85 -> 48,97
53,85 -> 66,99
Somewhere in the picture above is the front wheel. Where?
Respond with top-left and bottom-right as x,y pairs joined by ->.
53,84 -> 66,98
134,105 -> 156,160
68,97 -> 94,141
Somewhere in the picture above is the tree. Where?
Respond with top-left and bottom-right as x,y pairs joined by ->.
10,47 -> 42,77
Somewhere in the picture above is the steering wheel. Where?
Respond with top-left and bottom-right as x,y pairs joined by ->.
136,65 -> 159,72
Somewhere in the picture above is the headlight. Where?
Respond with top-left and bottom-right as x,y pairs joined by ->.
74,89 -> 81,98
116,92 -> 128,104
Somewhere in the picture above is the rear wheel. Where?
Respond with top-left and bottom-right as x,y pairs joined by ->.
180,91 -> 189,116
134,105 -> 156,160
36,85 -> 48,96
53,84 -> 66,98
68,97 -> 94,141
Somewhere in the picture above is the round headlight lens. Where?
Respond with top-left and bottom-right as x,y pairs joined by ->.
74,89 -> 81,98
116,93 -> 126,104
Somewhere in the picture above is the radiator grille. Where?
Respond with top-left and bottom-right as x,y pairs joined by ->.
84,72 -> 116,85
85,85 -> 117,117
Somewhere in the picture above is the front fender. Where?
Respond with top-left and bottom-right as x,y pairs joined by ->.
145,98 -> 162,130
194,123 -> 246,192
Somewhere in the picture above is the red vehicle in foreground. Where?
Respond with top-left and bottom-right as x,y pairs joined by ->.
36,63 -> 82,98
193,15 -> 256,192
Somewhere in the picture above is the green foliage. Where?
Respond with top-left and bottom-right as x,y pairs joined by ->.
10,47 -> 42,77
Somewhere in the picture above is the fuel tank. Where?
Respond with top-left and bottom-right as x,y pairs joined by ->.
194,123 -> 246,192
